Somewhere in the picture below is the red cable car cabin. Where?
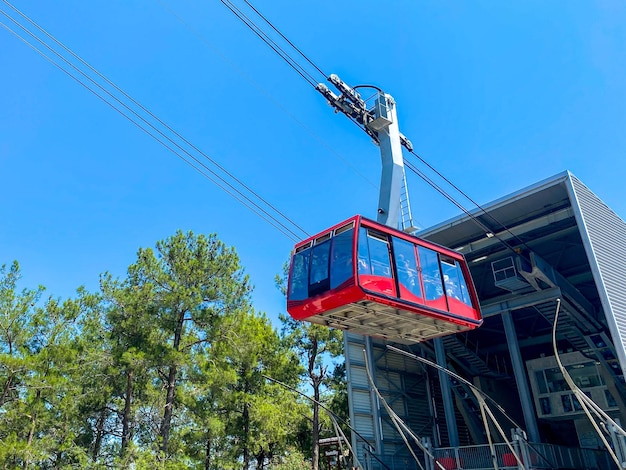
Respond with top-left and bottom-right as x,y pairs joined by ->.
287,215 -> 482,343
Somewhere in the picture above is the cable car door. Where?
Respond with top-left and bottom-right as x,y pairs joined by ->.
357,226 -> 397,298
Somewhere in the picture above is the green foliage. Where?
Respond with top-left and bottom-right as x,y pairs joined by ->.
0,262 -> 100,468
268,447 -> 310,470
0,233 -> 337,469
280,315 -> 344,469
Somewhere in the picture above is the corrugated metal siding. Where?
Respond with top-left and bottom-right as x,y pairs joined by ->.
349,366 -> 370,388
345,332 -> 432,466
344,333 -> 377,465
352,389 -> 373,413
347,338 -> 367,362
353,414 -> 376,437
568,174 -> 626,376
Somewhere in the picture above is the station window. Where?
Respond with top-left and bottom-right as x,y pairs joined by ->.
572,395 -> 581,411
535,371 -> 548,394
605,390 -> 617,407
561,394 -> 573,413
545,368 -> 568,392
569,362 -> 602,388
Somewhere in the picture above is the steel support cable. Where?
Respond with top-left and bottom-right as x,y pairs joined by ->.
407,148 -> 532,251
158,0 -> 378,190
218,0 -> 535,259
0,16 -> 299,242
241,0 -> 327,80
214,0 -> 377,188
404,159 -> 512,244
552,299 -> 626,468
552,300 -> 623,425
387,345 -> 526,432
2,0 -> 309,241
477,389 -> 526,470
2,0 -> 308,241
475,390 -> 504,470
0,3 -> 308,242
216,1 -> 378,187
219,0 -> 319,88
404,161 -> 480,227
403,159 -> 528,261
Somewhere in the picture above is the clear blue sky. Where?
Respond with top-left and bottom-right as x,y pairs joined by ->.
1,0 -> 625,324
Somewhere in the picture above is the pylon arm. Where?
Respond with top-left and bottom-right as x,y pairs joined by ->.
315,84 -> 362,118
328,74 -> 366,109
316,83 -> 379,142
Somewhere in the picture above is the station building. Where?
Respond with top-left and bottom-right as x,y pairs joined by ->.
345,171 -> 626,469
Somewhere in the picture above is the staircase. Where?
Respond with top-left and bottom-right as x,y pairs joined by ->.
442,335 -> 509,379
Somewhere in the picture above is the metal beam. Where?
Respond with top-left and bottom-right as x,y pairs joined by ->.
452,207 -> 575,255
434,337 -> 459,447
480,287 -> 562,317
502,311 -> 541,443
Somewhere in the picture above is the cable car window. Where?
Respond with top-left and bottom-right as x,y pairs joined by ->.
330,228 -> 354,289
295,242 -> 311,253
366,230 -> 392,278
334,221 -> 354,236
392,237 -> 422,299
288,250 -> 310,301
309,240 -> 331,297
315,233 -> 331,244
419,246 -> 444,301
357,227 -> 372,275
440,257 -> 472,306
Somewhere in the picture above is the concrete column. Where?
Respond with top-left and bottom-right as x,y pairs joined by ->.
434,337 -> 459,447
502,310 -> 541,443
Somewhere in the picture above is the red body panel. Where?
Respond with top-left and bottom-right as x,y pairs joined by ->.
288,284 -> 362,320
358,274 -> 396,298
397,284 -> 422,304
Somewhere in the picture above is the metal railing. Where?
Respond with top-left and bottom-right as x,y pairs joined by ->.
361,442 -> 613,470
429,442 -> 613,470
